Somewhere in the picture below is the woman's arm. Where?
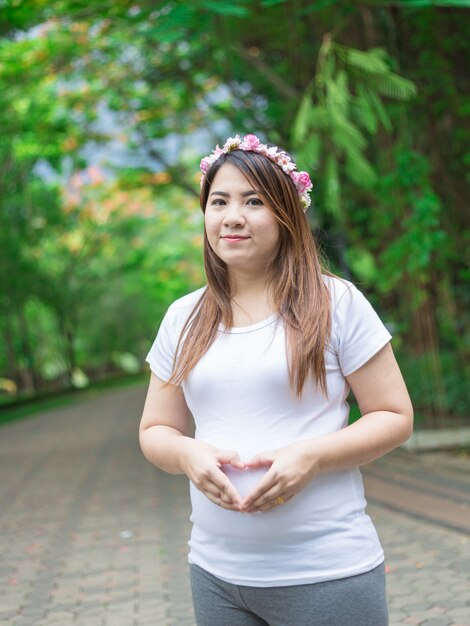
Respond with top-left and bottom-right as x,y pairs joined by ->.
242,343 -> 413,512
314,341 -> 413,471
139,372 -> 192,473
139,373 -> 244,509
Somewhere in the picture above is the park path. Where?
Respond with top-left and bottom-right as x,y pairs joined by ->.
0,384 -> 469,626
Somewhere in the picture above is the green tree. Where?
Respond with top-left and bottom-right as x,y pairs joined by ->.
1,0 -> 468,419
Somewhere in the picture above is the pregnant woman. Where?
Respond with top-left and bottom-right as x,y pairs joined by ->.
139,134 -> 413,626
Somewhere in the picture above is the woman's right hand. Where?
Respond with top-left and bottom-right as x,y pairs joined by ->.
180,439 -> 245,511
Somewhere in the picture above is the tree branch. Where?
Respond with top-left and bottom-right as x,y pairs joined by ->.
230,44 -> 300,100
137,134 -> 199,199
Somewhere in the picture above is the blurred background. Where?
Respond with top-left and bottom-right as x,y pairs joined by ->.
0,0 -> 468,434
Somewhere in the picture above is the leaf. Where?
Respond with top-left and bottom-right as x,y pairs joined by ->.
360,85 -> 392,131
293,93 -> 313,143
147,27 -> 184,43
373,73 -> 417,101
300,134 -> 322,170
322,52 -> 336,84
298,0 -> 343,13
261,0 -> 288,6
344,148 -> 377,188
334,44 -> 389,74
345,247 -> 377,282
302,105 -> 330,131
435,0 -> 470,4
333,44 -> 417,102
324,153 -> 342,220
382,0 -> 470,6
329,108 -> 367,151
200,0 -> 251,16
351,93 -> 377,134
327,70 -> 349,113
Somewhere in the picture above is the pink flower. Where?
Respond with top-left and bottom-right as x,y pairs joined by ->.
292,171 -> 312,192
242,134 -> 261,150
200,158 -> 211,173
199,136 -> 313,212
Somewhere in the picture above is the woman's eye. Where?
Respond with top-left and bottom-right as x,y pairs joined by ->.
209,197 -> 263,207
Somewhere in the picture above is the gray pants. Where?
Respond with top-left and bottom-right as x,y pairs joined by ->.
190,562 -> 388,626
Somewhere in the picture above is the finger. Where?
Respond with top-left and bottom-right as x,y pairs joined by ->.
204,490 -> 241,511
186,447 -> 244,508
242,472 -> 278,510
211,473 -> 245,510
202,482 -> 231,501
211,470 -> 243,506
198,480 -> 240,509
257,500 -> 279,512
244,485 -> 280,512
230,458 -> 246,469
191,469 -> 242,508
193,459 -> 243,503
216,450 -> 246,470
250,494 -> 293,513
200,478 -> 237,503
244,452 -> 275,469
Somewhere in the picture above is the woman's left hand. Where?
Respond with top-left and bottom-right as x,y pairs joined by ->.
241,440 -> 320,513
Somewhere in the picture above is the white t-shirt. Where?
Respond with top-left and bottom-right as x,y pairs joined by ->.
146,276 -> 392,587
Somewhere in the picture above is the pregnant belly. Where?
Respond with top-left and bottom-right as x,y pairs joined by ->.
189,464 -> 291,543
221,465 -> 270,500
189,469 -> 370,557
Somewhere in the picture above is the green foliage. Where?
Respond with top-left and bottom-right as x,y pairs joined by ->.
334,45 -> 417,102
397,350 -> 470,419
0,0 -> 468,425
373,150 -> 450,301
200,0 -> 252,16
293,41 -> 416,223
379,1 -> 470,6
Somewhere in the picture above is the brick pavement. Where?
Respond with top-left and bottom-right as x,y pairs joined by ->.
0,385 -> 469,626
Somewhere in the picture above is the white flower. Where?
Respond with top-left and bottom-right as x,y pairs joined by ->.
223,135 -> 242,151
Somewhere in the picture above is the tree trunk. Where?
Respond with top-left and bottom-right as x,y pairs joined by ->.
413,293 -> 447,428
59,314 -> 76,388
17,306 -> 40,393
2,315 -> 20,389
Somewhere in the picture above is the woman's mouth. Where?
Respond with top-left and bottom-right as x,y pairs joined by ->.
222,235 -> 250,243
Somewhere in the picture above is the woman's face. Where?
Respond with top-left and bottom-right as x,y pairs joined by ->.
204,163 -> 280,274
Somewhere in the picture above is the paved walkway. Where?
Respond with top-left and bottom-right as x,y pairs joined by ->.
0,385 -> 468,626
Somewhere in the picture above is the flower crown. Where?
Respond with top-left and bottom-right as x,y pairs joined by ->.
200,134 -> 313,211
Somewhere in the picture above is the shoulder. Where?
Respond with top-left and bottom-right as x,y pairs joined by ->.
164,286 -> 207,326
321,274 -> 357,309
167,286 -> 206,313
322,275 -> 386,337
322,275 -> 391,360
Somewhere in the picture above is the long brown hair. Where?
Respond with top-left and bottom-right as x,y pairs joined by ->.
168,148 -> 332,396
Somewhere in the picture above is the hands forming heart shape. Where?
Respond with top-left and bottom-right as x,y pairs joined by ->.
222,464 -> 270,501
181,438 -> 320,513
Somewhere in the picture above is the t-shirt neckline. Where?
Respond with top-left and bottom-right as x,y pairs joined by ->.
219,313 -> 279,334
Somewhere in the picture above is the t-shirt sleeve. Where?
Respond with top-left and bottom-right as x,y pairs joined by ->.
332,283 -> 392,377
145,310 -> 177,382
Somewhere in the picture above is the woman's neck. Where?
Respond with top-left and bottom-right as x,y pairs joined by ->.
229,272 -> 275,327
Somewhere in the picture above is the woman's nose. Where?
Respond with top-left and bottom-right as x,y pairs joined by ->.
223,205 -> 245,227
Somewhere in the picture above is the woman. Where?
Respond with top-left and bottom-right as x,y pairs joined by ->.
139,134 -> 413,626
